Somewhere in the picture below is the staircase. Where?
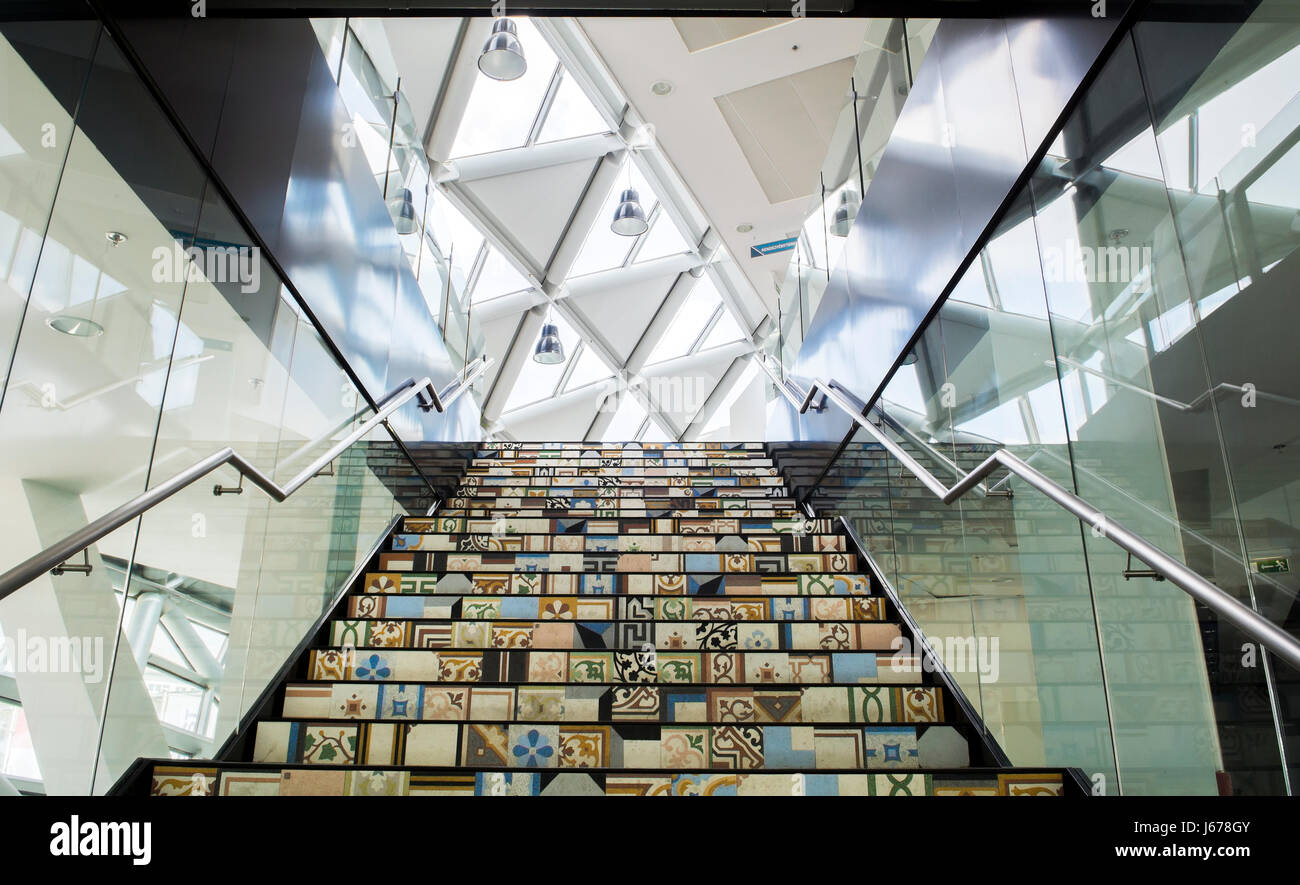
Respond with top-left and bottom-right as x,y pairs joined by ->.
137,442 -> 1077,797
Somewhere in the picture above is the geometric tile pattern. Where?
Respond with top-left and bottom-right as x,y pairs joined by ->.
146,441 -> 1069,796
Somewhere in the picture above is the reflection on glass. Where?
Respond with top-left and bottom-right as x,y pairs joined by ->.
809,11 -> 1300,794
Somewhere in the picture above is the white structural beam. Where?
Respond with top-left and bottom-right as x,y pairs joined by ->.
475,251 -> 707,323
624,271 -> 699,377
482,307 -> 546,423
425,17 -> 492,162
438,132 -> 623,184
499,377 -> 620,424
681,355 -> 751,441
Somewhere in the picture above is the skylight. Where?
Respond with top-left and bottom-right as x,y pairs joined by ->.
450,18 -> 559,157
701,359 -> 761,435
537,70 -> 610,144
563,343 -> 614,391
567,160 -> 660,278
603,395 -> 648,441
639,420 -> 671,443
645,275 -> 723,365
699,303 -> 746,350
471,247 -> 532,303
634,210 -> 693,263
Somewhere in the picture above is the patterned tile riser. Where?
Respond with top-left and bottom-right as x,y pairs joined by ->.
373,551 -> 859,575
152,766 -> 1065,796
357,571 -> 873,597
346,594 -> 889,621
305,647 -> 921,685
387,533 -> 848,553
326,618 -> 903,651
249,720 -> 956,770
278,682 -> 944,724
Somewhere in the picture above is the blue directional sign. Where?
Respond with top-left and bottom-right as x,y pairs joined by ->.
750,236 -> 798,258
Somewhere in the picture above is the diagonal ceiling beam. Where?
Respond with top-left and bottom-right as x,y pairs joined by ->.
680,355 -> 752,442
500,377 -> 619,424
438,132 -> 623,184
482,306 -> 546,423
475,251 -> 707,323
424,17 -> 491,162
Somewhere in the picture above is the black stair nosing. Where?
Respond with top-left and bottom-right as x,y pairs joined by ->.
350,593 -> 886,599
313,645 -> 913,654
255,716 -> 958,728
342,618 -> 894,624
284,679 -> 943,689
389,531 -> 842,538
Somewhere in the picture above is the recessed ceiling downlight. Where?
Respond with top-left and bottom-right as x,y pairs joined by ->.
650,80 -> 674,96
46,315 -> 105,337
736,223 -> 753,233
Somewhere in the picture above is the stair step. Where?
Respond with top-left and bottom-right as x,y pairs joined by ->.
326,618 -> 904,651
465,467 -> 779,476
250,720 -> 964,770
435,508 -> 809,519
346,594 -> 889,621
403,516 -> 837,535
149,763 -> 1068,796
359,571 -> 873,596
280,682 -> 944,723
462,476 -> 787,486
142,439 -> 1062,798
306,648 -> 921,684
375,551 -> 858,574
389,533 -> 847,553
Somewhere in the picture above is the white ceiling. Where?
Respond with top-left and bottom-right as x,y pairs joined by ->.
579,16 -> 871,310
375,15 -> 872,441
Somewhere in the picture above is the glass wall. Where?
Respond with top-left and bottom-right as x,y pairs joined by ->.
765,18 -> 938,377
316,18 -> 486,375
807,5 -> 1300,794
0,22 -> 432,794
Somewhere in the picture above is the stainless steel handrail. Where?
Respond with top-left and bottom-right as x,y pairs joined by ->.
802,375 -> 1300,671
0,357 -> 491,602
761,353 -> 1002,497
1054,355 -> 1300,412
756,352 -> 825,413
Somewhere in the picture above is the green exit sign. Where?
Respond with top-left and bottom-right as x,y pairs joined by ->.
1253,557 -> 1290,574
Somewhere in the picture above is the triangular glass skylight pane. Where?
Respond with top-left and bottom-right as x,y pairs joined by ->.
703,360 -> 760,435
538,70 -> 609,144
639,420 -> 671,443
634,212 -> 692,263
646,276 -> 723,365
563,344 -> 614,392
503,313 -> 575,411
602,396 -> 647,441
450,18 -> 559,158
472,247 -> 531,303
699,306 -> 746,350
567,161 -> 660,278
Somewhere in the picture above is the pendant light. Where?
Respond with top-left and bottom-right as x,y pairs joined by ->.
533,317 -> 564,364
611,188 -> 648,237
388,187 -> 418,235
478,18 -> 527,81
830,188 -> 860,237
